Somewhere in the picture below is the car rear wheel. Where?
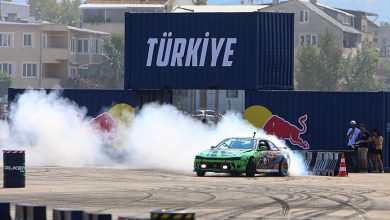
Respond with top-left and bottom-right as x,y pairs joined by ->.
196,171 -> 206,177
278,159 -> 289,177
246,158 -> 256,177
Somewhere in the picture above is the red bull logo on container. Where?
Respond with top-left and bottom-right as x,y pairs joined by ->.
244,105 -> 309,150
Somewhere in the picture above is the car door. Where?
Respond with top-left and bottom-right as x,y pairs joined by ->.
257,141 -> 280,171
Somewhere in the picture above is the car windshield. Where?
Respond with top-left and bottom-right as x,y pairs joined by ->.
216,138 -> 256,150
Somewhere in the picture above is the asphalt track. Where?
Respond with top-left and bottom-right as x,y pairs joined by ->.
1,167 -> 390,219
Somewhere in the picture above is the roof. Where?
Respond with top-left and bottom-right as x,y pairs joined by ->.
68,26 -> 110,35
79,3 -> 164,9
299,1 -> 360,34
83,0 -> 166,4
315,3 -> 355,17
335,8 -> 378,17
1,1 -> 29,7
172,5 -> 268,13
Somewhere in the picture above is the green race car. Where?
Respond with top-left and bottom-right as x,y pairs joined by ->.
194,137 -> 291,177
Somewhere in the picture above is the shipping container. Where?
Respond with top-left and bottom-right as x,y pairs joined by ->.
244,90 -> 390,167
125,12 -> 294,90
8,89 -> 135,116
7,89 -> 175,116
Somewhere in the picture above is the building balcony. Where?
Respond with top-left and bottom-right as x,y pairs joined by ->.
41,77 -> 62,88
42,48 -> 68,63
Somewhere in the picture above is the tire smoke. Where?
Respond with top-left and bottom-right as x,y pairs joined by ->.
0,90 -> 308,176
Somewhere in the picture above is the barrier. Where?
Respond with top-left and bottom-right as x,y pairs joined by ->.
3,150 -> 25,188
0,202 -> 11,220
117,216 -> 148,220
324,152 -> 340,176
150,210 -> 195,220
15,204 -> 46,220
53,208 -> 83,220
83,212 -> 112,220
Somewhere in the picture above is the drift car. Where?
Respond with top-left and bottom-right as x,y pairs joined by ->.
194,137 -> 290,177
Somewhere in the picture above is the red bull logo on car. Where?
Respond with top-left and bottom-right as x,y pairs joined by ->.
244,105 -> 310,150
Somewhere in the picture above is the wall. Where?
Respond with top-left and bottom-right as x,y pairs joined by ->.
245,90 -> 390,167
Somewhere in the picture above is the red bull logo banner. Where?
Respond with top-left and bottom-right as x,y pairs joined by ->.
82,103 -> 135,148
244,105 -> 309,150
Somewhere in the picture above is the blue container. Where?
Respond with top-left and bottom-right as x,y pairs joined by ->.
245,90 -> 390,167
8,89 -> 137,116
125,12 -> 294,90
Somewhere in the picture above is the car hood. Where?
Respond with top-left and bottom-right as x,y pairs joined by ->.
197,149 -> 252,158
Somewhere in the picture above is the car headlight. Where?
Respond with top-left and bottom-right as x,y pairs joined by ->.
201,164 -> 207,169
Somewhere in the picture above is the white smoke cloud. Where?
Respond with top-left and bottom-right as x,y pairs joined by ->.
0,90 -> 307,176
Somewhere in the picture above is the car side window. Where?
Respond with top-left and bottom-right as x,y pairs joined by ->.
258,140 -> 270,150
267,141 -> 279,151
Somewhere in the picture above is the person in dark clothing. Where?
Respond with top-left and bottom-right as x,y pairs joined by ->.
357,124 -> 371,172
372,129 -> 384,173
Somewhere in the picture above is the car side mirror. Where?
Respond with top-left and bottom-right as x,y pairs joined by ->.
258,146 -> 267,151
211,146 -> 216,149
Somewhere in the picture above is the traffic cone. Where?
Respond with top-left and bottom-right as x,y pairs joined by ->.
337,152 -> 348,177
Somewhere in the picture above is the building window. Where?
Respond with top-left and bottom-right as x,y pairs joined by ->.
0,63 -> 14,76
22,63 -> 38,78
342,15 -> 351,25
77,39 -> 89,53
78,67 -> 88,76
0,33 -> 13,47
312,35 -> 317,46
226,90 -> 239,98
299,10 -> 309,23
70,37 -> 76,53
69,67 -> 77,78
90,39 -> 97,54
42,34 -> 48,48
23,33 -> 34,48
299,34 -> 317,46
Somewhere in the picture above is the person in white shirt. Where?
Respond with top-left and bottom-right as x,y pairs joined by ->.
347,120 -> 360,149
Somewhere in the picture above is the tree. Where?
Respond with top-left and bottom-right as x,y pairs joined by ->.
58,0 -> 81,26
295,44 -> 319,90
192,0 -> 207,5
342,41 -> 381,91
27,0 -> 81,26
296,29 -> 343,90
378,59 -> 390,89
0,72 -> 11,97
90,34 -> 125,88
66,75 -> 102,89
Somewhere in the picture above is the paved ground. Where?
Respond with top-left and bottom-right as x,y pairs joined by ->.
0,167 -> 389,219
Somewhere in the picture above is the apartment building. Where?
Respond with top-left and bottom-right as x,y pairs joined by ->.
79,0 -> 167,34
0,22 -> 109,88
261,0 -> 361,55
0,1 -> 30,22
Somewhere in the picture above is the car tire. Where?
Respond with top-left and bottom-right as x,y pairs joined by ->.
196,171 -> 206,177
278,159 -> 289,177
246,158 -> 256,177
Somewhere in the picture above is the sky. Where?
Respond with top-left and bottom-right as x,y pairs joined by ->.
11,0 -> 390,24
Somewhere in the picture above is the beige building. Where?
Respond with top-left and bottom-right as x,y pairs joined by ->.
261,0 -> 362,56
0,22 -> 109,88
79,0 -> 166,34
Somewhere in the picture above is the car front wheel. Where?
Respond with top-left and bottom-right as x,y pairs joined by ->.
196,171 -> 206,177
246,158 -> 256,177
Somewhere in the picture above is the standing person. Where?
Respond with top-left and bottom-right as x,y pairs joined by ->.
347,120 -> 360,149
357,124 -> 371,172
372,129 -> 384,173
